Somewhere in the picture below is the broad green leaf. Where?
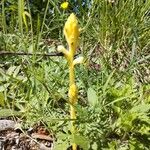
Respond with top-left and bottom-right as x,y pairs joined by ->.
87,88 -> 98,107
54,143 -> 68,150
28,44 -> 34,52
0,109 -> 21,118
6,66 -> 16,75
13,65 -> 21,77
73,135 -> 89,150
54,133 -> 69,150
131,104 -> 150,113
102,70 -> 115,94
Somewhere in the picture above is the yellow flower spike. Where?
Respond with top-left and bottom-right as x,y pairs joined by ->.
64,13 -> 80,55
58,13 -> 83,150
60,1 -> 69,10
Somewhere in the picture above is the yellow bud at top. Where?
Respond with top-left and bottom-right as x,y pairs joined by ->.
64,13 -> 80,55
61,2 -> 69,10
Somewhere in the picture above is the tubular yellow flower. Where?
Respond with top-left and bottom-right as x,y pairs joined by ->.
64,13 -> 80,55
60,1 -> 69,10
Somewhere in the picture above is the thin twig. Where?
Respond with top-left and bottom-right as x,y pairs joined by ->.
0,51 -> 64,57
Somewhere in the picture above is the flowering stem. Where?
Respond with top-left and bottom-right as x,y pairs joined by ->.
58,13 -> 83,150
69,63 -> 77,150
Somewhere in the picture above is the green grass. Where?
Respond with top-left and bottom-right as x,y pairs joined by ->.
0,0 -> 150,149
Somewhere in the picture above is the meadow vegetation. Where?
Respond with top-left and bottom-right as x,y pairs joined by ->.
0,0 -> 150,149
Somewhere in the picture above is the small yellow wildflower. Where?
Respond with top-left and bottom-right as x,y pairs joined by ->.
60,1 -> 69,9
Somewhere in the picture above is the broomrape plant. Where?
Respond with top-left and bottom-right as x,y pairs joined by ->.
58,13 -> 83,150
